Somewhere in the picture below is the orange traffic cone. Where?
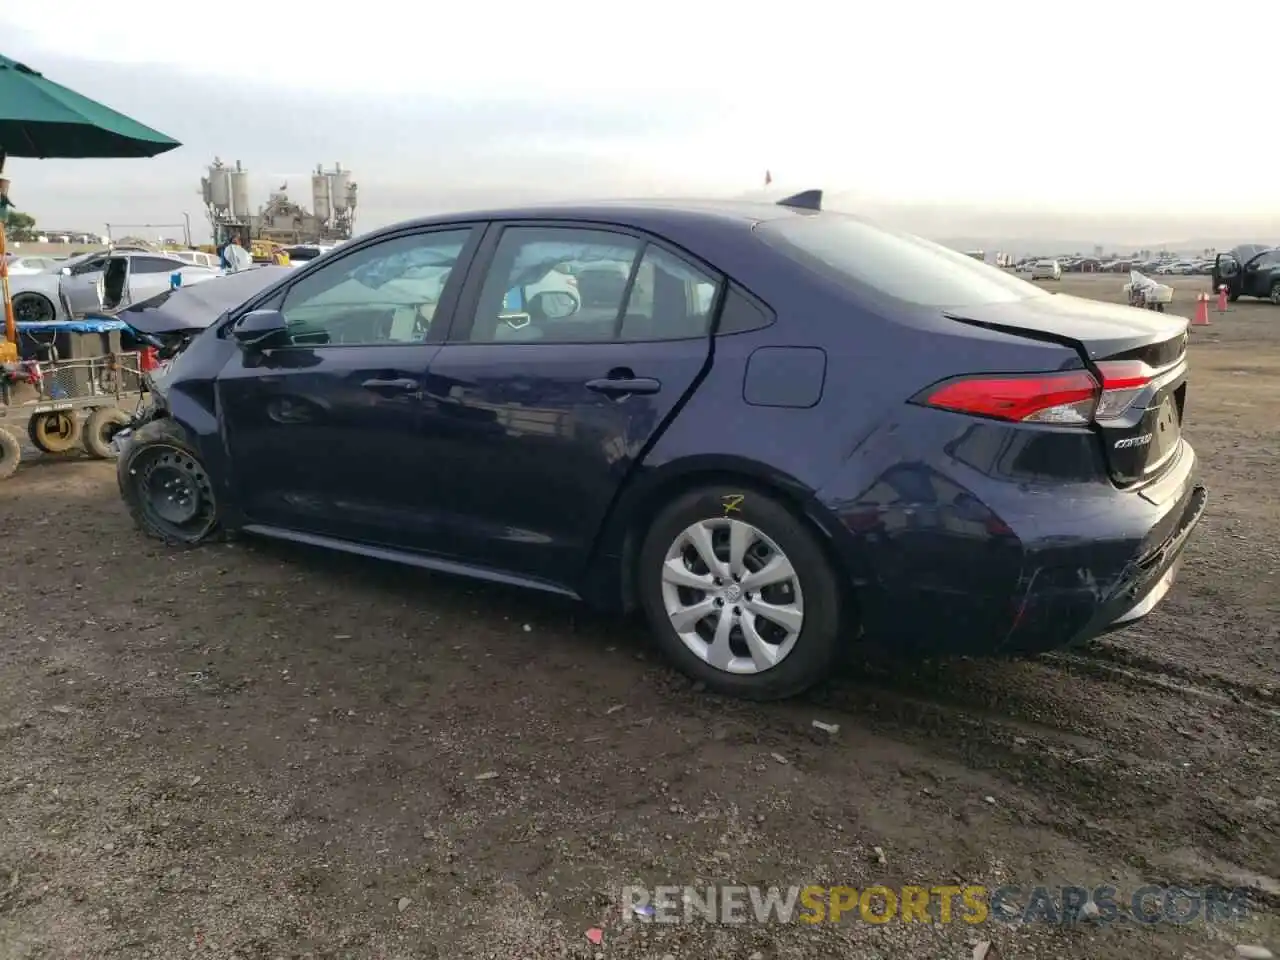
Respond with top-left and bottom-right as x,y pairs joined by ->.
1216,284 -> 1229,312
1193,293 -> 1211,326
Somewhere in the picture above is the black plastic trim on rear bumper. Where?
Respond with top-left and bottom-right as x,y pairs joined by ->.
1071,483 -> 1208,642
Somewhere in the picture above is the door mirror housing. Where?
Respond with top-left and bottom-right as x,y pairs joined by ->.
60,266 -> 71,276
233,308 -> 288,347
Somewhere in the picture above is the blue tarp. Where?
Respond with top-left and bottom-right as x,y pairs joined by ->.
17,318 -> 129,333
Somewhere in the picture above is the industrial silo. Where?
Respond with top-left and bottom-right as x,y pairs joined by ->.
230,161 -> 251,220
312,167 -> 332,222
206,163 -> 231,213
330,164 -> 351,214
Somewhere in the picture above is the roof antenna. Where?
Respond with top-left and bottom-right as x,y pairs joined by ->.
777,189 -> 822,211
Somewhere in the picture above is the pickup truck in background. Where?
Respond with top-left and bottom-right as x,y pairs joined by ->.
1212,244 -> 1280,304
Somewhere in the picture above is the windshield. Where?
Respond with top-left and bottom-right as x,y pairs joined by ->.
755,214 -> 1050,308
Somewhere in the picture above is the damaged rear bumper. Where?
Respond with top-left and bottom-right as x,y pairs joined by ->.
1082,482 -> 1208,639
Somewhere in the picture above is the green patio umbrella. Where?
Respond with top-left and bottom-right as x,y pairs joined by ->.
0,52 -> 182,351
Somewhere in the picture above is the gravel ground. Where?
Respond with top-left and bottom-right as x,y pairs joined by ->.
0,274 -> 1276,959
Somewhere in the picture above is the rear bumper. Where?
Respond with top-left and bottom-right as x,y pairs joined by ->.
1075,482 -> 1207,642
815,426 -> 1207,657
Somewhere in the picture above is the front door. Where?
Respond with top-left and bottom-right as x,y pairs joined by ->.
422,223 -> 721,586
216,226 -> 480,550
60,255 -> 109,316
1241,250 -> 1280,299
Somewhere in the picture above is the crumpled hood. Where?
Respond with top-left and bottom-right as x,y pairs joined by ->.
107,266 -> 292,335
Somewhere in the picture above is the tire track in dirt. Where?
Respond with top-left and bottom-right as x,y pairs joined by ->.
794,657 -> 1280,913
1073,639 -> 1280,707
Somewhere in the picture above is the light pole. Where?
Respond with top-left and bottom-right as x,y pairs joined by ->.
182,212 -> 192,247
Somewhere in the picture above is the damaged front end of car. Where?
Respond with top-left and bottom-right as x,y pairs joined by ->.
106,266 -> 294,456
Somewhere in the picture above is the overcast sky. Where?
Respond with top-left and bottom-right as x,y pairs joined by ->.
2,2 -> 1277,244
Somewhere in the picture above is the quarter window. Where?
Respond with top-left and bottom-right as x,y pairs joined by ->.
463,226 -> 720,344
278,230 -> 473,346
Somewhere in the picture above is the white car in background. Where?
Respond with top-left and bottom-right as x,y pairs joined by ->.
1030,259 -> 1062,281
169,250 -> 221,270
279,244 -> 338,267
3,255 -> 60,276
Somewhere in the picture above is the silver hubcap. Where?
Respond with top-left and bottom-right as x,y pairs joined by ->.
660,518 -> 804,675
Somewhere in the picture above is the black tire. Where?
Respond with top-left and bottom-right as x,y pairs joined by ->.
27,411 -> 82,454
0,426 -> 20,480
1270,282 -> 1280,306
636,484 -> 845,700
117,418 -> 222,546
82,407 -> 132,459
12,292 -> 56,324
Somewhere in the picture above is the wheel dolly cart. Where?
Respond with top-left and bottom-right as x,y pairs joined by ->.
0,317 -> 149,480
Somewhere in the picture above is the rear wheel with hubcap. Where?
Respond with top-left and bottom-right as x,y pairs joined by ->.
637,485 -> 844,700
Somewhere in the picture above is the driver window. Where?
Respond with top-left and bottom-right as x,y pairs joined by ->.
72,258 -> 106,275
279,229 -> 473,346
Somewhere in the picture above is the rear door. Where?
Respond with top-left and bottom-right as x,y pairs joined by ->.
128,256 -> 185,304
216,225 -> 481,549
420,222 -> 721,585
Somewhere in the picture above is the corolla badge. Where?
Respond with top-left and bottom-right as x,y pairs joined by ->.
1114,433 -> 1153,449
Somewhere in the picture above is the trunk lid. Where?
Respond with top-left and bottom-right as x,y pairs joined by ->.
944,294 -> 1190,487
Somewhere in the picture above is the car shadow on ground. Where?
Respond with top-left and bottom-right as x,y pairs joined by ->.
230,535 -> 1192,802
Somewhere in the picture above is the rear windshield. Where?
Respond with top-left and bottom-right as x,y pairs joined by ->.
755,214 -> 1049,308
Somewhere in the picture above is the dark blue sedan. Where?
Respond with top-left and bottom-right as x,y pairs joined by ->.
114,192 -> 1207,700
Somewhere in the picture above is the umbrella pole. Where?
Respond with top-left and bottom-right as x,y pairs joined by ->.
0,150 -> 15,361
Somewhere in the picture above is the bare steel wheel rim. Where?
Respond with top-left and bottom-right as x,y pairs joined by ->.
660,518 -> 804,675
131,446 -> 217,539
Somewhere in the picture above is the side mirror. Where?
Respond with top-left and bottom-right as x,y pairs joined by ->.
61,266 -> 71,276
233,308 -> 288,348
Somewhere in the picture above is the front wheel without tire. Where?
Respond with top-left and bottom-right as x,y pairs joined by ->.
118,419 -> 221,545
637,485 -> 845,700
82,407 -> 132,459
28,411 -> 81,454
0,426 -> 21,479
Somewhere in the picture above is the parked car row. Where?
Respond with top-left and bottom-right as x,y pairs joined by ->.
1012,255 -> 1215,276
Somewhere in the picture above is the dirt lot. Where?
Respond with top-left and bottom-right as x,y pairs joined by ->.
0,274 -> 1276,959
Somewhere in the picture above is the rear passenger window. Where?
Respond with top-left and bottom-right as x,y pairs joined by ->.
617,246 -> 718,341
134,257 -> 180,274
462,226 -> 721,344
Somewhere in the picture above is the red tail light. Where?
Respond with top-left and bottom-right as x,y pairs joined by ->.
921,362 -> 1153,425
